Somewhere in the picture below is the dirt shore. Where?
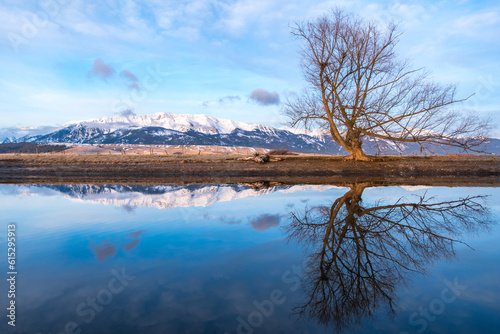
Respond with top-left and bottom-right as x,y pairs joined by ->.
0,154 -> 498,185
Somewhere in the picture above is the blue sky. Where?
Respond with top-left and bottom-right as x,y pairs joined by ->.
0,0 -> 499,135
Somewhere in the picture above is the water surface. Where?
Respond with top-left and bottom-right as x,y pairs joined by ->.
0,183 -> 499,334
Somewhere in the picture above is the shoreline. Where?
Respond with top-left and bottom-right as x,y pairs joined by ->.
1,154 -> 498,185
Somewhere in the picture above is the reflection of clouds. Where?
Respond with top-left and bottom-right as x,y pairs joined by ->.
203,213 -> 242,225
121,204 -> 136,213
19,192 -> 36,197
89,240 -> 118,263
122,239 -> 140,252
224,219 -> 241,225
250,214 -> 281,231
89,230 -> 146,261
220,216 -> 242,225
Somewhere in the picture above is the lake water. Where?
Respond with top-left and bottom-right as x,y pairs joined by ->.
1,183 -> 499,334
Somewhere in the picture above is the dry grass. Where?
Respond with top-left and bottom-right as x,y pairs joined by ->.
0,153 -> 243,164
63,144 -> 272,157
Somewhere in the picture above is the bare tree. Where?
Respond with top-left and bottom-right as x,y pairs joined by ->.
285,183 -> 492,332
283,9 -> 491,160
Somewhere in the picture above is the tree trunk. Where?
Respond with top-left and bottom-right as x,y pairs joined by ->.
344,130 -> 371,161
347,147 -> 370,161
344,183 -> 366,225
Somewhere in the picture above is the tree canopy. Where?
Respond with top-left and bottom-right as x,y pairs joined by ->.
284,9 -> 491,160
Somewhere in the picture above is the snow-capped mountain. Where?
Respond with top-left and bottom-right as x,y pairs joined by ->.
2,112 -> 339,154
2,112 -> 499,155
64,112 -> 276,135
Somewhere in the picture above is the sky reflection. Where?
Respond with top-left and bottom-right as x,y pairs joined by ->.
0,184 -> 498,334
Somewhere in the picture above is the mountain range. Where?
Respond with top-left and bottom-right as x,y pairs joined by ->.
1,112 -> 499,155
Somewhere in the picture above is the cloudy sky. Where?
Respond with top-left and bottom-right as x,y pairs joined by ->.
0,0 -> 499,134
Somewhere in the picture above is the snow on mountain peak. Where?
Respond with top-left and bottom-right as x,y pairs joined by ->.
64,112 -> 275,135
279,126 -> 329,138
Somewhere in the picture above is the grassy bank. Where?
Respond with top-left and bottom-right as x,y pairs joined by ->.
0,153 -> 497,164
0,153 -> 498,185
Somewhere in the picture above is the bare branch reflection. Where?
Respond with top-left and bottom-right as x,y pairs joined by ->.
285,183 -> 492,332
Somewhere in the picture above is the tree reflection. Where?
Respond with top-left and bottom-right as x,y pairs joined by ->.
285,183 -> 492,332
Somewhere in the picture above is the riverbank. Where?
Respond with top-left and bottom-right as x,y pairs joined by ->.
0,154 -> 498,185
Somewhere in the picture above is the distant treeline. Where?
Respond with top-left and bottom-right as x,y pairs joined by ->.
0,142 -> 68,153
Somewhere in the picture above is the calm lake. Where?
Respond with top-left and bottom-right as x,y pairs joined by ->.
1,183 -> 499,334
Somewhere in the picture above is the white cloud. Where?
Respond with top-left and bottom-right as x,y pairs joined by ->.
452,10 -> 500,39
249,88 -> 280,106
148,0 -> 216,39
216,0 -> 273,36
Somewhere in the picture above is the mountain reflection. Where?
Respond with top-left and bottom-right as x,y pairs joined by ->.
285,182 -> 493,332
17,184 -> 336,209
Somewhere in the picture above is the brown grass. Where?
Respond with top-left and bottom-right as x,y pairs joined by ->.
0,153 -> 497,165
